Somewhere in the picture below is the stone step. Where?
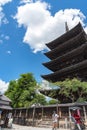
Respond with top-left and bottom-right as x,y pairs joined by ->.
42,119 -> 52,121
36,119 -> 53,128
39,122 -> 52,125
37,124 -> 52,128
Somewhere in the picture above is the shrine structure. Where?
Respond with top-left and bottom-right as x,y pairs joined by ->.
12,23 -> 87,128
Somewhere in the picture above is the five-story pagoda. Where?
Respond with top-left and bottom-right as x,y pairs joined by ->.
41,22 -> 87,82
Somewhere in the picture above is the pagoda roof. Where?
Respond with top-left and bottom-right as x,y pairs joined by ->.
46,22 -> 83,50
44,31 -> 87,60
0,94 -> 12,110
41,59 -> 87,82
0,95 -> 11,102
43,43 -> 87,72
0,105 -> 12,110
0,100 -> 10,105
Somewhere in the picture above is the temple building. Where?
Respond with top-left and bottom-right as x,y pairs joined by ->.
41,22 -> 87,82
0,94 -> 12,110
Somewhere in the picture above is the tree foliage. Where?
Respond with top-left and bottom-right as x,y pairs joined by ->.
5,73 -> 47,108
54,78 -> 87,103
48,99 -> 58,105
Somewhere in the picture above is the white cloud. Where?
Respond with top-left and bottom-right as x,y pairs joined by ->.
0,7 -> 5,25
84,26 -> 87,33
0,0 -> 12,6
6,50 -> 11,54
0,34 -> 10,43
5,35 -> 10,40
0,79 -> 9,94
40,80 -> 59,90
0,0 -> 12,25
0,34 -> 10,39
40,80 -> 52,90
20,0 -> 33,4
14,1 -> 86,53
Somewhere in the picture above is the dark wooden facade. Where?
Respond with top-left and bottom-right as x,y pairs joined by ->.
41,22 -> 87,82
12,103 -> 87,128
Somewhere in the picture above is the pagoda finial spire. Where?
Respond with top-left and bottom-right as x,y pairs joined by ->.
65,22 -> 69,32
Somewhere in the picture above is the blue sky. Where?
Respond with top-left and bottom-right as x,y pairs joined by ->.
0,0 -> 87,93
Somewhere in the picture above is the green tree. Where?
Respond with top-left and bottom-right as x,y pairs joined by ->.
48,99 -> 58,105
5,73 -> 47,108
32,94 -> 47,105
55,78 -> 87,103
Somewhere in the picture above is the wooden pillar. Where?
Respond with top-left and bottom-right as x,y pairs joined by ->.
57,105 -> 59,128
68,107 -> 72,129
26,109 -> 28,118
41,106 -> 43,120
19,110 -> 22,117
69,108 -> 71,121
57,103 -> 58,114
59,108 -> 61,118
83,106 -> 87,121
14,110 -> 16,117
17,110 -> 18,117
32,105 -> 36,126
69,108 -> 71,116
65,118 -> 68,129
